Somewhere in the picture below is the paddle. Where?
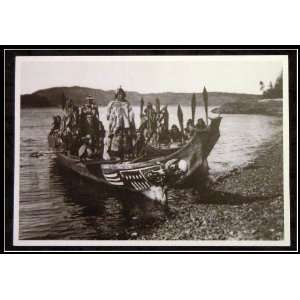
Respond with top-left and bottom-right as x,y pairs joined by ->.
177,104 -> 184,142
191,93 -> 196,126
155,97 -> 160,125
155,97 -> 160,114
61,92 -> 67,111
138,104 -> 168,152
202,86 -> 209,126
163,105 -> 169,131
140,97 -> 144,119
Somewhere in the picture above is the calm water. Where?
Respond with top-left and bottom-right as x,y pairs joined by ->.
19,106 -> 281,240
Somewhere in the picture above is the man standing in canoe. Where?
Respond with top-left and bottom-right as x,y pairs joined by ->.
106,86 -> 136,160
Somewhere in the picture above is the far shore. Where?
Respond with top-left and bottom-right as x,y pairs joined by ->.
211,98 -> 283,116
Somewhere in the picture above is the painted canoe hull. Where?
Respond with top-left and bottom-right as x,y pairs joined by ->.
49,117 -> 222,202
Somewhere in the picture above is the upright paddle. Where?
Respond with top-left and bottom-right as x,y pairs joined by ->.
61,92 -> 67,111
140,97 -> 144,119
163,105 -> 169,132
177,104 -> 184,143
155,97 -> 160,114
202,86 -> 209,126
191,93 -> 196,126
155,98 -> 161,145
155,97 -> 160,125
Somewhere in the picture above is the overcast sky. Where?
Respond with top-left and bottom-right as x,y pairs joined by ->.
18,56 -> 284,95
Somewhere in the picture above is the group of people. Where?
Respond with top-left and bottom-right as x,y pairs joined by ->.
50,95 -> 105,160
50,87 -> 207,161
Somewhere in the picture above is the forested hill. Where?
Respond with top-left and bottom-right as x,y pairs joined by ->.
21,86 -> 260,108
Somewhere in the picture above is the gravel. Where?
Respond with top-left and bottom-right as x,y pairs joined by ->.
134,129 -> 284,241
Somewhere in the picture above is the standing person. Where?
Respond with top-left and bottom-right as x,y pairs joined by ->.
84,95 -> 99,120
106,86 -> 136,160
82,95 -> 95,117
81,113 -> 99,146
86,95 -> 95,107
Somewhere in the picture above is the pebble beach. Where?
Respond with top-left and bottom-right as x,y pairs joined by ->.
136,123 -> 284,241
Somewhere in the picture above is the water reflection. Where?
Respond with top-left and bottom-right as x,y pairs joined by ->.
47,157 -> 164,240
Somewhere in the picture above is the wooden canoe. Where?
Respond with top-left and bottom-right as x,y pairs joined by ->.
49,117 -> 222,203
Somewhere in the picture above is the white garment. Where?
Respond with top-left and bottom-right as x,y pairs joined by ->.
106,100 -> 135,134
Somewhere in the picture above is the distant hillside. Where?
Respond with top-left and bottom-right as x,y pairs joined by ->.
21,86 -> 260,108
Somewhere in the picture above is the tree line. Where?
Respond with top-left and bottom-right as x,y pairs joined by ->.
259,71 -> 283,99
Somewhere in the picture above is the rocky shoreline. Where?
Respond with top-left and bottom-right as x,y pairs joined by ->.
132,125 -> 284,241
211,98 -> 283,116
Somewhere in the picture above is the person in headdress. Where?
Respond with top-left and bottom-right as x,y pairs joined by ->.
86,95 -> 95,106
80,95 -> 95,117
76,95 -> 105,158
64,97 -> 74,115
61,97 -> 73,131
106,86 -> 136,160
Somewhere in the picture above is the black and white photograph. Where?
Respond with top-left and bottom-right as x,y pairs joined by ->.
4,49 -> 297,251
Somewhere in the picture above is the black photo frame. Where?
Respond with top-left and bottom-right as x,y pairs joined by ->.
3,46 -> 298,253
